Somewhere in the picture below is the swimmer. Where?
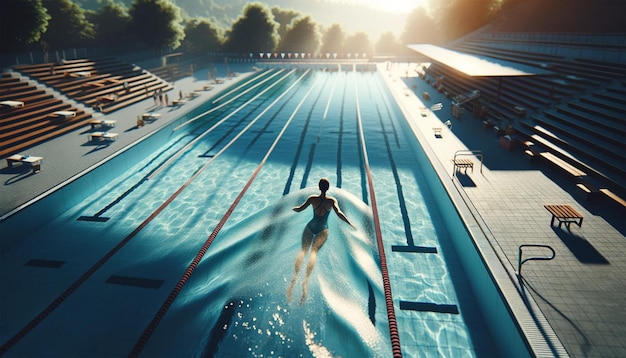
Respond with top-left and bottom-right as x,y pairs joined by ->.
287,178 -> 353,305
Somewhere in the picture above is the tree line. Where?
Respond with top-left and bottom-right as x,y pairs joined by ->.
1,0 -> 522,57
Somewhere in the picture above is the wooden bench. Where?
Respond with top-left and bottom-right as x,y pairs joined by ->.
6,154 -> 43,173
576,183 -> 597,201
599,189 -> 626,209
544,204 -> 583,229
88,119 -> 116,129
88,131 -> 118,142
0,110 -> 92,157
539,152 -> 586,178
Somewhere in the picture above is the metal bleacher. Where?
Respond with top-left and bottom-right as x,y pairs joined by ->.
416,31 -> 626,206
13,58 -> 173,114
0,73 -> 93,158
1,58 -> 175,158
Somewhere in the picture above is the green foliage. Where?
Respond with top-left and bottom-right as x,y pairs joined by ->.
401,6 -> 441,45
319,24 -> 345,54
128,0 -> 184,49
89,0 -> 131,46
182,18 -> 223,54
271,7 -> 300,40
277,16 -> 319,54
401,0 -> 502,44
375,32 -> 403,55
2,0 -> 524,56
438,0 -> 497,40
224,3 -> 279,53
41,0 -> 95,49
344,32 -> 371,55
0,0 -> 50,52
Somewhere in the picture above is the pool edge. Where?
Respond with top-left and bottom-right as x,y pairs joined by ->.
380,64 -> 569,357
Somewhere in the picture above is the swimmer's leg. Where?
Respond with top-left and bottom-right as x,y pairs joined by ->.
300,229 -> 328,305
287,228 -> 313,303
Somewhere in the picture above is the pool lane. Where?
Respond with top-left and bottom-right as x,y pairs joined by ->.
0,68 -> 308,355
1,68 -> 499,357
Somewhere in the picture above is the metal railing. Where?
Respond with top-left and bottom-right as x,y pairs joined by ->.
517,244 -> 556,277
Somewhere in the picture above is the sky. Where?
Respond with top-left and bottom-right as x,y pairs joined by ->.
276,0 -> 428,41
320,0 -> 426,14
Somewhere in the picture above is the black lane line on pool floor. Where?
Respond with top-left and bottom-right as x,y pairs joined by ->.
199,99 -> 269,157
24,259 -> 65,268
373,75 -> 441,252
399,301 -> 459,314
148,70 -> 295,181
391,245 -> 438,254
106,275 -> 164,290
129,70 -> 315,358
355,80 -> 402,358
376,104 -> 416,247
0,70 -> 301,357
246,82 -> 301,150
283,74 -> 329,196
78,74 -> 284,223
77,138 -> 186,222
371,74 -> 460,320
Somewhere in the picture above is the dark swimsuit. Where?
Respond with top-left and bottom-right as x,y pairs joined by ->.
306,199 -> 331,234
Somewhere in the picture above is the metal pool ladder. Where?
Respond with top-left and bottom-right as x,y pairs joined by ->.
517,244 -> 556,278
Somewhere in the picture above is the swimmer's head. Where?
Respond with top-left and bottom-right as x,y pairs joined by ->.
319,178 -> 330,193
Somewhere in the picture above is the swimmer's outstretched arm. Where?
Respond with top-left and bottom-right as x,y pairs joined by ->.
293,196 -> 314,212
331,198 -> 354,228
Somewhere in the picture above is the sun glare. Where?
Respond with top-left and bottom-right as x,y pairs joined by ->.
323,0 -> 425,14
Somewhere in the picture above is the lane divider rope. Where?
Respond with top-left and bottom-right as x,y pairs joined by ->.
149,69 -> 294,180
129,70 -> 315,357
354,79 -> 403,358
0,69 -> 301,357
172,69 -> 282,131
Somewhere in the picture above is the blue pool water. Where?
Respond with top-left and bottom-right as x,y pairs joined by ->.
0,68 -> 505,357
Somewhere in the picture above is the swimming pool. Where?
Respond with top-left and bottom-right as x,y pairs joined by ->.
1,67 -> 535,357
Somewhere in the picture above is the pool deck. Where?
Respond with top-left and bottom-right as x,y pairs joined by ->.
1,63 -> 625,357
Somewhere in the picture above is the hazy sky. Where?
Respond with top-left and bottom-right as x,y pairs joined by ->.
280,0 -> 427,40
320,0 -> 425,14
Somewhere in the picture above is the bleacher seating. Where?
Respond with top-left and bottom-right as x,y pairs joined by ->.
149,63 -> 184,83
420,30 -> 626,204
0,73 -> 93,158
14,58 -> 173,114
0,58 -> 177,159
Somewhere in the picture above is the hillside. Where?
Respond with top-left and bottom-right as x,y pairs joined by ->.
76,0 -> 408,41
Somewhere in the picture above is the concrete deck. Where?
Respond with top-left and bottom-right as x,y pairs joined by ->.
1,62 -> 624,357
386,62 -> 625,358
0,64 -> 255,219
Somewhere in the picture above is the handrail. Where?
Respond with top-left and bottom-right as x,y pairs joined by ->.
517,244 -> 556,277
453,149 -> 483,176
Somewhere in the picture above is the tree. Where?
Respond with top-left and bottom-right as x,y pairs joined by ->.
319,24 -> 345,55
182,18 -> 223,54
88,0 -> 131,47
271,7 -> 300,40
224,3 -> 279,53
375,32 -> 403,56
437,0 -> 497,40
277,16 -> 319,54
40,0 -> 95,49
0,0 -> 50,53
401,6 -> 441,45
128,0 -> 184,50
344,32 -> 371,55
